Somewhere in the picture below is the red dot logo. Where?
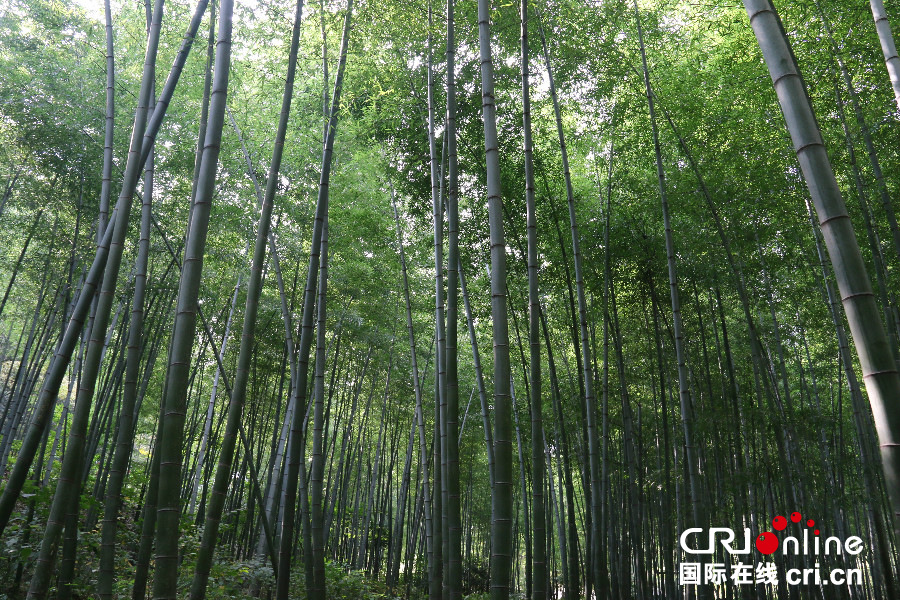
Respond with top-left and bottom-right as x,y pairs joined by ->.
756,532 -> 779,555
791,512 -> 802,523
807,519 -> 814,527
773,515 -> 787,531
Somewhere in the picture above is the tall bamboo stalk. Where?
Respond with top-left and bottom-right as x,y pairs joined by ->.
98,0 -> 114,244
521,0 -> 545,597
27,3 -> 165,595
97,40 -> 157,596
475,0 -> 513,596
188,2 -> 304,597
152,1 -> 234,596
633,0 -> 704,534
276,3 -> 353,596
869,0 -> 900,113
534,6 -> 601,593
744,0 -> 900,538
444,0 -> 462,595
392,193 -> 436,597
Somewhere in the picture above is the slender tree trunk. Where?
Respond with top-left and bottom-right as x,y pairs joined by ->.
27,3 -> 165,594
98,0 -> 114,243
444,0 -> 462,595
0,209 -> 43,326
223,80 -> 301,569
310,218 -> 330,597
358,350 -> 392,569
634,0 -> 704,538
459,265 -> 494,485
520,1 -> 545,596
392,193 -> 436,599
475,0 -> 514,596
598,125 -> 616,600
0,169 -> 19,223
869,0 -> 900,113
132,312 -> 175,600
389,415 -> 416,588
97,54 -> 157,597
152,1 -> 234,596
744,0 -> 900,538
189,278 -> 240,516
538,308 -> 579,599
275,3 -> 352,596
425,4 -> 446,594
188,3 -> 303,597
533,9 -> 603,595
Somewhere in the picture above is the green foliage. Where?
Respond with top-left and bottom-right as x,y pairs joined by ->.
0,0 -> 898,596
172,557 -> 399,600
192,557 -> 275,600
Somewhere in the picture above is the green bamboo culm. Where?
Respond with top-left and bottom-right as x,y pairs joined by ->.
97,0 -> 114,244
26,3 -> 165,597
97,21 -> 155,600
152,0 -> 235,597
475,0 -> 513,597
633,0 -> 707,596
275,2 -> 353,597
869,0 -> 900,113
533,5 -> 603,593
187,0 -> 304,597
392,191 -> 436,600
444,0 -> 462,596
520,0 -> 545,597
309,215 -> 329,598
426,1 -> 445,595
743,0 -> 900,538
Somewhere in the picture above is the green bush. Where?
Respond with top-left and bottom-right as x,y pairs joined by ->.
286,559 -> 401,600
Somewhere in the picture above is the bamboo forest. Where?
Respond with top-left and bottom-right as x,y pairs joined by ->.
4,0 -> 900,597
